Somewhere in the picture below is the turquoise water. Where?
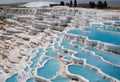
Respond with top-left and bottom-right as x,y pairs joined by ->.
61,39 -> 83,52
71,41 -> 84,47
115,21 -> 120,25
85,47 -> 120,66
40,57 -> 49,65
6,23 -> 120,82
26,78 -> 34,82
37,59 -> 60,79
74,52 -> 120,80
50,37 -> 54,41
64,56 -> 72,61
57,33 -> 63,38
68,65 -> 110,82
6,74 -> 18,82
46,51 -> 57,58
24,66 -> 29,72
30,48 -> 43,68
51,76 -> 69,82
68,28 -> 120,45
60,39 -> 120,80
46,44 -> 53,51
57,50 -> 68,56
54,42 -> 59,49
31,49 -> 37,54
103,22 -> 112,25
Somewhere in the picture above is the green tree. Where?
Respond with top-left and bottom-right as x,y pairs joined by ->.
89,1 -> 92,8
70,0 -> 73,7
92,2 -> 96,8
89,1 -> 96,8
60,1 -> 65,6
103,1 -> 108,8
97,1 -> 103,9
74,0 -> 77,7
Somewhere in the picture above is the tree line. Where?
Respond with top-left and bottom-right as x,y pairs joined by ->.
60,0 -> 108,9
89,1 -> 108,9
60,0 -> 77,7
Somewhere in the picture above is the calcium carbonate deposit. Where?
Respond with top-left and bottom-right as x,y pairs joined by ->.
0,1 -> 120,82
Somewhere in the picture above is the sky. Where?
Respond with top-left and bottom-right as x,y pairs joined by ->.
0,0 -> 120,6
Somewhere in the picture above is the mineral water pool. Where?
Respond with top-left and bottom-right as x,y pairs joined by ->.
85,47 -> 120,66
74,52 -> 120,80
46,50 -> 57,58
103,22 -> 112,25
24,66 -> 29,72
46,44 -> 53,51
31,49 -> 37,54
68,28 -> 120,45
6,74 -> 18,82
57,50 -> 68,56
64,56 -> 72,61
61,39 -> 120,80
54,42 -> 59,49
37,59 -> 60,79
57,33 -> 63,37
61,39 -> 81,52
30,48 -> 43,68
26,78 -> 34,82
51,76 -> 69,82
68,65 -> 110,82
115,21 -> 120,25
50,36 -> 54,41
40,57 -> 49,65
71,41 -> 84,47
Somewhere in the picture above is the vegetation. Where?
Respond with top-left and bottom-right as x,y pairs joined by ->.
89,1 -> 96,8
70,0 -> 73,7
74,0 -> 77,7
60,1 -> 65,6
103,1 -> 108,8
89,0 -> 108,9
97,1 -> 103,9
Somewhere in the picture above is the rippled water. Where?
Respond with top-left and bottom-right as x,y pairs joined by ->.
68,27 -> 120,45
37,59 -> 60,79
68,65 -> 110,82
6,74 -> 18,82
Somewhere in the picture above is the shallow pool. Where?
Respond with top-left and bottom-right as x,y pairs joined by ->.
64,56 -> 72,61
85,47 -> 120,66
115,21 -> 120,25
24,66 -> 29,72
68,28 -> 120,45
74,52 -> 120,80
46,51 -> 57,58
6,74 -> 18,82
40,57 -> 49,65
68,65 -> 110,82
103,22 -> 112,25
71,41 -> 84,47
37,59 -> 60,79
30,48 -> 43,68
54,42 -> 59,49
